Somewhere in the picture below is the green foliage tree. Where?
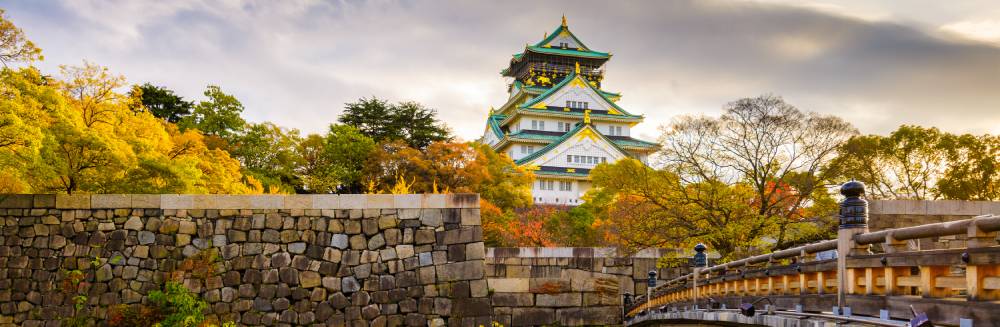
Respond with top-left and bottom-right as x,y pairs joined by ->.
180,85 -> 247,142
298,124 -> 376,193
938,134 -> 1000,200
130,83 -> 193,123
0,67 -> 54,192
230,122 -> 303,193
828,125 -> 1000,200
0,9 -> 42,65
339,97 -> 451,149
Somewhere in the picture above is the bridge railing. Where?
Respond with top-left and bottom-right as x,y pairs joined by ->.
625,183 -> 1000,326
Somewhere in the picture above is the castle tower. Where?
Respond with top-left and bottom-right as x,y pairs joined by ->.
481,17 -> 658,205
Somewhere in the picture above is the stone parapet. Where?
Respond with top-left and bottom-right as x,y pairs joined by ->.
870,199 -> 1000,250
0,193 -> 487,327
0,193 -> 480,210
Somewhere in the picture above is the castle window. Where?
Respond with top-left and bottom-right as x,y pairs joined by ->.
616,126 -> 623,135
566,155 -> 571,163
539,121 -> 545,130
531,120 -> 537,130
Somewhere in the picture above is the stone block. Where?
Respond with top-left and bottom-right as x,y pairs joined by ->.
124,217 -> 144,230
342,277 -> 361,293
556,306 -> 621,325
511,308 -> 555,326
161,195 -> 194,209
461,208 -> 480,226
393,194 -> 422,209
130,194 -> 160,208
366,194 -> 394,209
530,278 -> 571,293
396,245 -> 414,259
492,292 -> 533,307
419,194 -> 446,208
282,195 -> 313,209
488,278 -> 529,293
926,200 -> 983,216
249,195 -> 283,209
436,261 -> 484,282
506,265 -> 531,278
55,194 -> 90,209
330,233 -> 349,249
583,291 -> 619,306
466,242 -> 485,260
451,297 -> 491,317
445,194 -> 479,208
876,199 -> 927,215
300,271 -> 321,288
339,194 -> 366,209
307,195 -> 336,209
92,194 -> 130,208
536,293 -> 581,307
0,195 -> 32,208
33,194 -> 55,208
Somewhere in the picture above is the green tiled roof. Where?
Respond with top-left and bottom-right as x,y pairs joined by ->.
524,46 -> 610,59
519,71 -> 638,117
509,130 -> 658,150
534,169 -> 590,178
524,85 -> 620,99
487,114 -> 505,140
515,123 -> 633,166
611,137 -> 659,149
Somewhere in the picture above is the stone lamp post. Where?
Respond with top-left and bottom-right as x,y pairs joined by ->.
692,243 -> 707,309
836,180 -> 870,315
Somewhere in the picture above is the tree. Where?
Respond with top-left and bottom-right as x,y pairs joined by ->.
588,158 -> 808,260
658,94 -> 856,249
130,83 -> 193,123
339,97 -> 451,149
826,125 -> 947,200
180,85 -> 247,143
934,133 -> 999,200
0,67 -> 61,192
229,122 -> 302,193
295,124 -> 376,193
361,141 -> 532,202
0,9 -> 42,66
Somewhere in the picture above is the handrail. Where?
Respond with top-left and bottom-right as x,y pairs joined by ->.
855,214 -> 1000,245
629,213 -> 1000,326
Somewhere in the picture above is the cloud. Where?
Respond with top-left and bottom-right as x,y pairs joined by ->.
941,19 -> 1000,44
5,0 -> 1000,140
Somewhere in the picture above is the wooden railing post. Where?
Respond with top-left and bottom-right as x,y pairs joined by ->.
966,215 -> 999,301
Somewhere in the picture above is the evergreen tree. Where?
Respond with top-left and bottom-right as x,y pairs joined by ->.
130,83 -> 193,123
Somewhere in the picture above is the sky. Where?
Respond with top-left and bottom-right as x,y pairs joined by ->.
5,0 -> 1000,141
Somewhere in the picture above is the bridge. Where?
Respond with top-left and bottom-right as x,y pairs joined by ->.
624,182 -> 1000,327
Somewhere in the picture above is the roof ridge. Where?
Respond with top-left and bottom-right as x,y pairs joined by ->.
515,123 -> 633,166
519,71 -> 637,117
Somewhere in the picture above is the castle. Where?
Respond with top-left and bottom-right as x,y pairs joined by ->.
480,17 -> 657,205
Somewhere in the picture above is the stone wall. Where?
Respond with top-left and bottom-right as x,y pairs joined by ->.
484,247 -> 702,326
870,199 -> 1000,249
0,194 -> 490,327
